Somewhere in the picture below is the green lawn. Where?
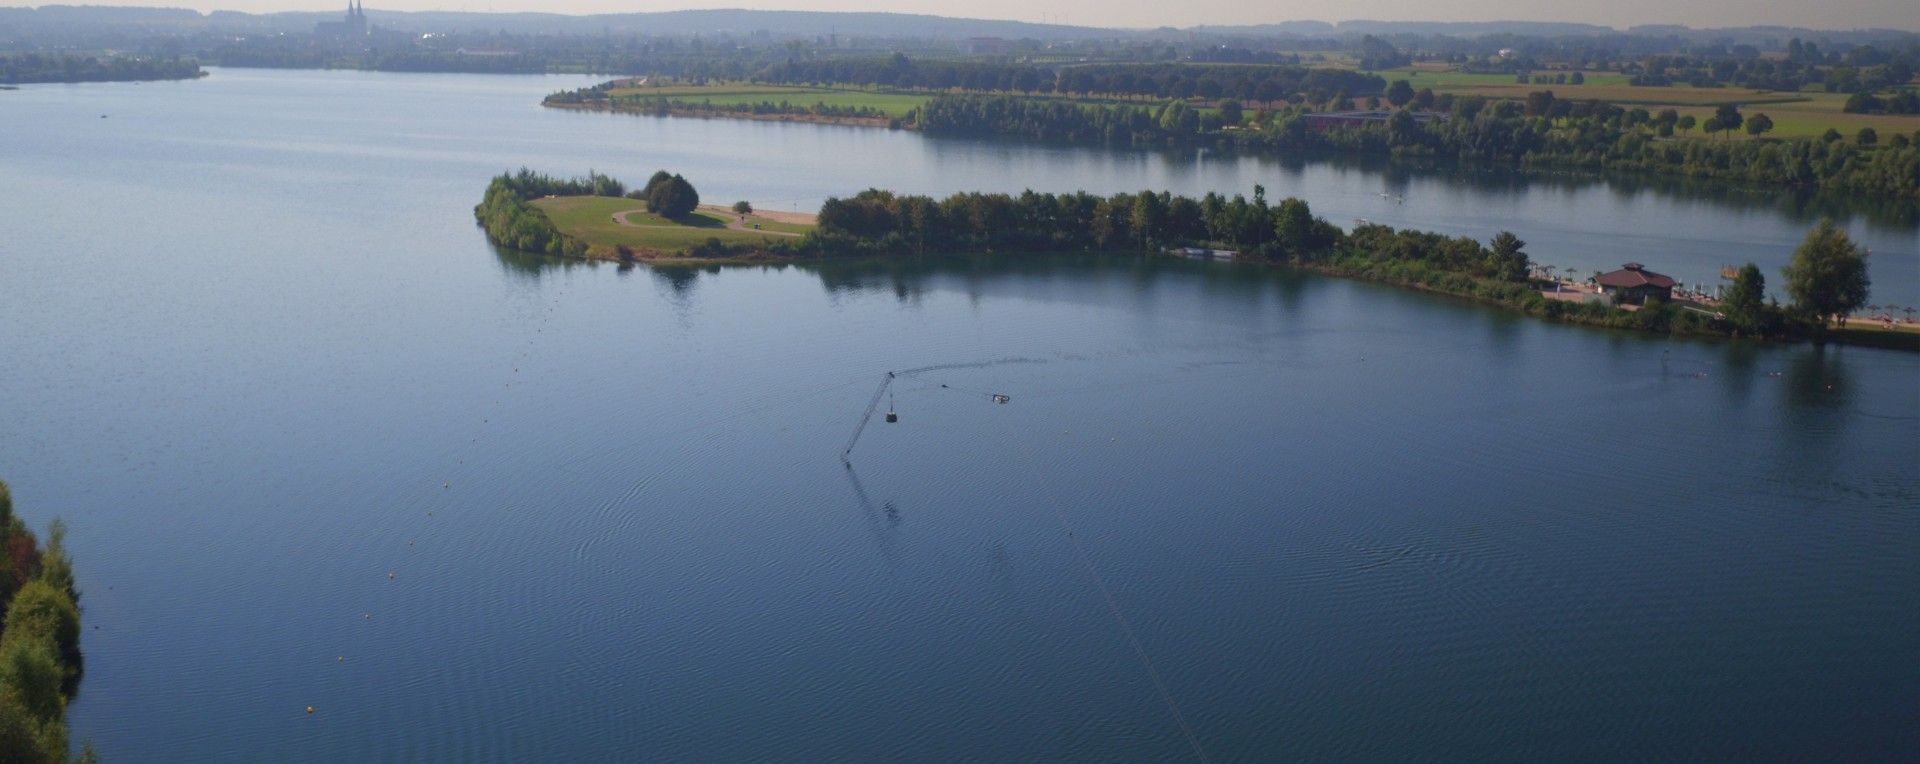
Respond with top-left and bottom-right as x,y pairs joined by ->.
531,196 -> 812,253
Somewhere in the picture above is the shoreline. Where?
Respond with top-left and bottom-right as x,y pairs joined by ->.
497,237 -> 1920,352
542,101 -> 892,129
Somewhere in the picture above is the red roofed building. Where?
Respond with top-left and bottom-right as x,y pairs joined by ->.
1595,263 -> 1675,304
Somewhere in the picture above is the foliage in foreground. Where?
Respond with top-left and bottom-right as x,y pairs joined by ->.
0,481 -> 87,764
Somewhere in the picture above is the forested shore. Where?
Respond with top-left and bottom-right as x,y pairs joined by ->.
916,93 -> 1919,199
479,170 -> 1908,350
545,81 -> 1918,198
1,53 -> 203,84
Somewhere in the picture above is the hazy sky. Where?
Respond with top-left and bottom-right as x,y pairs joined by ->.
8,1 -> 1917,31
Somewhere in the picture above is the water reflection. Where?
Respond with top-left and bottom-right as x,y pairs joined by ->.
917,134 -> 1920,232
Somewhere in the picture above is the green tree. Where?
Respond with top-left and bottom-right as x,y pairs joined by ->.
1856,127 -> 1878,145
646,174 -> 700,218
1487,231 -> 1530,282
4,581 -> 81,671
1129,191 -> 1165,246
0,637 -> 65,724
731,200 -> 752,214
1712,105 -> 1742,136
1722,262 -> 1768,334
37,519 -> 75,607
1782,219 -> 1871,329
1273,197 -> 1315,255
1745,113 -> 1774,137
1385,79 -> 1415,108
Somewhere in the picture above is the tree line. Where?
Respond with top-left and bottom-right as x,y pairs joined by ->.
0,53 -> 202,84
913,91 -> 1920,198
479,171 -> 1891,347
752,55 -> 1386,102
0,480 -> 89,764
1627,44 -> 1916,93
546,89 -> 894,124
807,187 -> 1884,344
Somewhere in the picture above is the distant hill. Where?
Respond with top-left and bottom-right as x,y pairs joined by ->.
0,6 -> 1913,42
1192,20 -> 1616,37
0,6 -> 1115,40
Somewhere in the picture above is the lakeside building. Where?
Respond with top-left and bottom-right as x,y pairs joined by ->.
1301,110 -> 1448,132
315,1 -> 370,38
1595,263 -> 1676,304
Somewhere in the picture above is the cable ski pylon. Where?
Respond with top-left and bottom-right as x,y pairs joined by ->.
842,372 -> 896,462
840,360 -> 1035,463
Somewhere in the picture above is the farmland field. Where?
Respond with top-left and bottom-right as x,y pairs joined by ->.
1368,67 -> 1920,140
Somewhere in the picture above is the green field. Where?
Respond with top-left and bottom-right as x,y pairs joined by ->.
1368,67 -> 1920,141
598,74 -> 1919,144
531,196 -> 813,254
607,83 -> 929,119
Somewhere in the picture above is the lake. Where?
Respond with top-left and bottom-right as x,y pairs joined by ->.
2,68 -> 1916,761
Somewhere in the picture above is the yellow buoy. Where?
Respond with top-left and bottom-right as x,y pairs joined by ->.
306,706 -> 315,714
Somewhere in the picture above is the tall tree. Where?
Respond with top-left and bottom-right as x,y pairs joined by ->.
1712,104 -> 1742,138
1273,198 -> 1315,256
1782,219 -> 1871,329
1745,113 -> 1774,137
1487,231 -> 1530,281
1129,191 -> 1165,246
1722,262 -> 1768,334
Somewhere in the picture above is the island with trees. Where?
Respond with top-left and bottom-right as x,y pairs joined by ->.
0,480 -> 88,763
478,170 -> 1907,350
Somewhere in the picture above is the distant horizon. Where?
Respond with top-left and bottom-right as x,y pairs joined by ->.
3,2 -> 1916,34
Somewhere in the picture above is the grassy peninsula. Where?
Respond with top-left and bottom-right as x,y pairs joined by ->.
478,170 -> 1911,351
474,169 -> 815,261
0,480 -> 86,763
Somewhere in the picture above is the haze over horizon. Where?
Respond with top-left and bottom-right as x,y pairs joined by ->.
3,0 -> 1915,33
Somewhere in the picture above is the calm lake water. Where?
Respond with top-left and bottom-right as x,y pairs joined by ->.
2,68 -> 1917,761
